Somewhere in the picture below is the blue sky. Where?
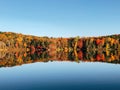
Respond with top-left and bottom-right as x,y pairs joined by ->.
0,0 -> 120,37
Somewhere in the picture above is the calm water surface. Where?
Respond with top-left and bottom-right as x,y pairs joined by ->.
0,61 -> 120,90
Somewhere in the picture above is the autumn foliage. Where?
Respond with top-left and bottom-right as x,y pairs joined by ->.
0,31 -> 120,67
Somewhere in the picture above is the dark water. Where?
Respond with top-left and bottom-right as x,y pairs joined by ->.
0,61 -> 120,90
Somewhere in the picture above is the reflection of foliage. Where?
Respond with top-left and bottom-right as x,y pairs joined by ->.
30,51 -> 49,61
0,47 -> 119,68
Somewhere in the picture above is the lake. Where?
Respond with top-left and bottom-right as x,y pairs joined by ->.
0,38 -> 120,90
0,61 -> 120,90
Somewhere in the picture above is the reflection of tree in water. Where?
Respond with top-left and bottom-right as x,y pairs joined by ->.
0,48 -> 120,67
0,41 -> 7,58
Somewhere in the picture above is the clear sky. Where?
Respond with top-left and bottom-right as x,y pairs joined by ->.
0,0 -> 120,37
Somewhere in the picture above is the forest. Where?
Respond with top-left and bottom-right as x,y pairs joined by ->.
0,32 -> 120,67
